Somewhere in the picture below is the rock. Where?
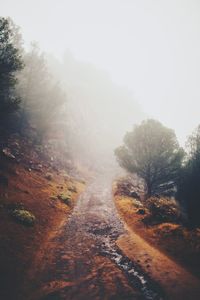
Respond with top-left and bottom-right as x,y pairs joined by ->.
45,173 -> 53,180
2,148 -> 15,160
130,191 -> 140,199
68,186 -> 77,193
137,208 -> 146,215
13,142 -> 20,148
30,164 -> 42,172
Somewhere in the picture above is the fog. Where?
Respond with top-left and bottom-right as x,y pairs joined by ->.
2,0 -> 200,149
46,51 -> 143,165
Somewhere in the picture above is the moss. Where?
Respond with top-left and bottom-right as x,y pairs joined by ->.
58,193 -> 72,205
12,209 -> 36,226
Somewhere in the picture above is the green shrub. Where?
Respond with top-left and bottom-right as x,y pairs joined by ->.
12,209 -> 36,226
58,193 -> 72,205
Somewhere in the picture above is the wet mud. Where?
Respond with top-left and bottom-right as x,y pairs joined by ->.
28,175 -> 164,300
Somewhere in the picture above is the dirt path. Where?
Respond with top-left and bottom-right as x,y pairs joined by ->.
24,174 -> 200,300
117,227 -> 200,300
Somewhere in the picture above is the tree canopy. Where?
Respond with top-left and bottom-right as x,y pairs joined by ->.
17,43 -> 67,143
176,125 -> 200,227
115,119 -> 184,198
0,17 -> 23,120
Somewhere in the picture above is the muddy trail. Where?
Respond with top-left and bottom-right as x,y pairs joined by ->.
26,175 -> 164,300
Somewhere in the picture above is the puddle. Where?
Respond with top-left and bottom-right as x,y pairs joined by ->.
86,218 -> 164,300
99,236 -> 164,300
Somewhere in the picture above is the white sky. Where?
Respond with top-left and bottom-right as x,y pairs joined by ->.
2,0 -> 200,145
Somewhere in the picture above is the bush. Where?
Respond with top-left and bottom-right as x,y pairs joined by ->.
144,197 -> 181,225
177,125 -> 200,227
12,209 -> 36,226
58,193 -> 72,205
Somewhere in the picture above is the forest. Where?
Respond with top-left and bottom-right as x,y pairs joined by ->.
1,11 -> 200,300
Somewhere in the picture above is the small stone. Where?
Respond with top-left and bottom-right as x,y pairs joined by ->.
137,208 -> 146,215
2,148 -> 15,159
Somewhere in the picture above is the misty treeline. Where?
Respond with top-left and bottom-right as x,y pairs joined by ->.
0,17 -> 67,152
0,17 -> 142,166
1,17 -> 200,227
115,120 -> 200,228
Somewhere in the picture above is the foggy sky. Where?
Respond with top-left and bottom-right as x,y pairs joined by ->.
2,0 -> 200,145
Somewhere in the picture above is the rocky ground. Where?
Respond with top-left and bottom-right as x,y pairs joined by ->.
1,138 -> 200,300
22,174 -> 163,300
0,136 -> 86,299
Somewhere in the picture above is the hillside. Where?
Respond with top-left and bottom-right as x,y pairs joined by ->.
0,135 -> 86,299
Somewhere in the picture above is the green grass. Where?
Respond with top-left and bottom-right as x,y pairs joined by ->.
58,193 -> 72,205
12,209 -> 36,226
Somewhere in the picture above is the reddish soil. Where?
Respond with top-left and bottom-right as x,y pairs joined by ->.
2,145 -> 200,300
117,228 -> 200,300
114,186 -> 200,299
24,175 -> 143,300
114,192 -> 200,276
0,149 -> 85,299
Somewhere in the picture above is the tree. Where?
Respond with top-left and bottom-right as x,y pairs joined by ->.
17,43 -> 50,133
17,43 -> 67,143
115,119 -> 184,198
176,125 -> 200,227
0,17 -> 23,131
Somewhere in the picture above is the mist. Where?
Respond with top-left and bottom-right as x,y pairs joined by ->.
2,4 -> 200,299
47,51 -> 144,166
2,0 -> 200,147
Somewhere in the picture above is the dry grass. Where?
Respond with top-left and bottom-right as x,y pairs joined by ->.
114,178 -> 200,278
